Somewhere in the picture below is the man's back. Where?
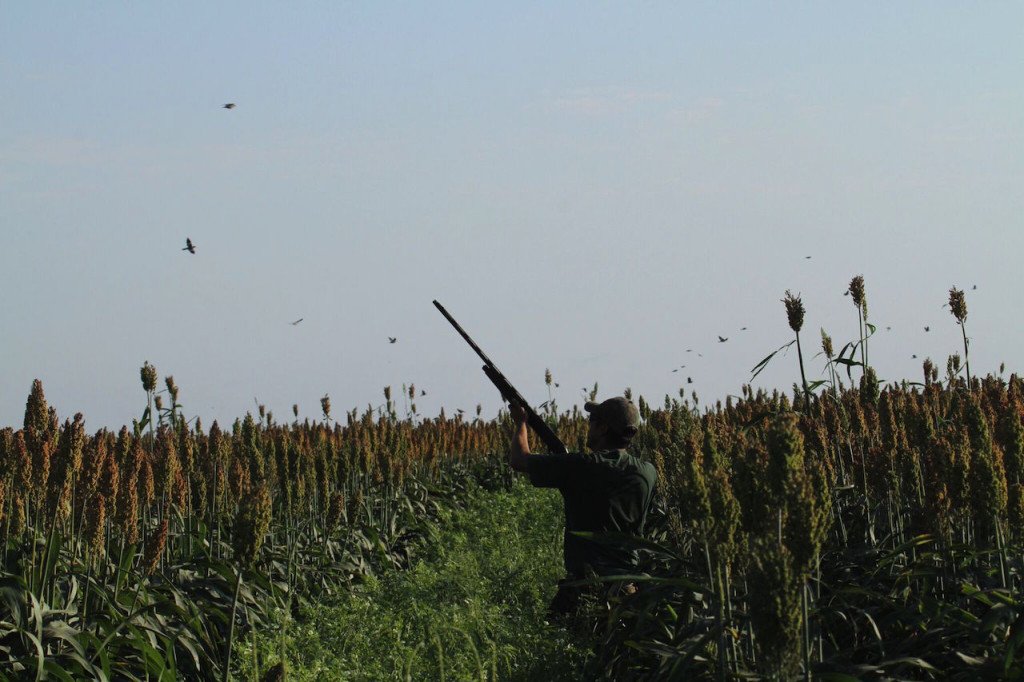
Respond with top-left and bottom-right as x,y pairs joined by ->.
528,449 -> 657,576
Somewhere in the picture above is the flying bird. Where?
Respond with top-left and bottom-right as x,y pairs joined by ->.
718,336 -> 728,343
912,354 -> 918,359
290,318 -> 303,326
740,327 -> 747,331
388,337 -> 397,344
805,256 -> 812,259
924,326 -> 930,332
972,285 -> 977,290
687,377 -> 693,384
182,238 -> 196,254
223,103 -> 236,109
420,390 -> 426,396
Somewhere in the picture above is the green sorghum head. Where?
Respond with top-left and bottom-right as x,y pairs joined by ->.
233,483 -> 272,567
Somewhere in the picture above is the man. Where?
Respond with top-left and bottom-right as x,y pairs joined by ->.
508,396 -> 658,619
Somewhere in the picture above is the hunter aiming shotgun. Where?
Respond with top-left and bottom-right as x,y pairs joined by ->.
433,299 -> 568,454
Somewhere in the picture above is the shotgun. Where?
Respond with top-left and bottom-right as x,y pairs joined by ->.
433,300 -> 568,454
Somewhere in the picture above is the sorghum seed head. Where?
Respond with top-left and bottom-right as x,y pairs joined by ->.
783,290 -> 805,333
848,275 -> 865,307
820,329 -> 834,359
140,362 -> 157,393
233,483 -> 272,567
321,394 -> 331,420
85,493 -> 106,557
142,518 -> 168,576
164,376 -> 178,402
948,287 -> 967,324
948,354 -> 962,379
13,431 -> 32,492
24,379 -> 49,435
327,491 -> 345,531
545,369 -> 552,387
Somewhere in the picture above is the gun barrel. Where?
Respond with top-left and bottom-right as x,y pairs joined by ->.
433,300 -> 499,369
434,299 -> 568,454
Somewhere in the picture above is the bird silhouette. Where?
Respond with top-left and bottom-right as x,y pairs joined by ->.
740,327 -> 747,331
687,377 -> 693,384
290,318 -> 303,326
420,390 -> 426,396
388,337 -> 397,344
182,238 -> 196,254
223,103 -> 236,109
972,285 -> 977,290
672,369 -> 678,373
718,336 -> 728,343
912,354 -> 918,359
924,326 -> 930,332
805,256 -> 812,259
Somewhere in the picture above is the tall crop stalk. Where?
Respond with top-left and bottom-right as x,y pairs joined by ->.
848,276 -> 866,376
948,287 -> 971,384
784,291 -> 810,411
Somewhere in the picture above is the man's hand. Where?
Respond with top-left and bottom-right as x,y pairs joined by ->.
509,402 -> 528,425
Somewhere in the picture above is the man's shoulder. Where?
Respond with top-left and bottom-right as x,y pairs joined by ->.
588,450 -> 655,475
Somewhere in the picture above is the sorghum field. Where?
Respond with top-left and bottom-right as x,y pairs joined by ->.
3,282 -> 1024,680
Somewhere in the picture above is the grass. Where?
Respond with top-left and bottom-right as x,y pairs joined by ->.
236,478 -> 593,680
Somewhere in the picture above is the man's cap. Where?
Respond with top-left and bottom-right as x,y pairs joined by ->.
584,397 -> 641,437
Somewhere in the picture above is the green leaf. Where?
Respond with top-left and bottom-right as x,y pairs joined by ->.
43,659 -> 77,682
807,379 -> 828,393
955,652 -> 987,666
749,340 -> 796,381
880,657 -> 938,672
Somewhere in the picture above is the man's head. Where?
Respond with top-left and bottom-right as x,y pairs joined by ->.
584,397 -> 641,450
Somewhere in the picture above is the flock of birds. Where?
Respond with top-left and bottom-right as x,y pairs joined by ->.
183,111 -> 982,407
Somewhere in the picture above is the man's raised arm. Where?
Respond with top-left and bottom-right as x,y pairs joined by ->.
508,403 -> 531,472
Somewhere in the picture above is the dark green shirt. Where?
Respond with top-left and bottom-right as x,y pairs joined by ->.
526,449 -> 657,577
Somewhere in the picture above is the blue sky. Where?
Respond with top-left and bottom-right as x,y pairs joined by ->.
3,3 -> 1022,429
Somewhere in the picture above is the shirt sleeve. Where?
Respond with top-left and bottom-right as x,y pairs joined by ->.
525,454 -> 580,489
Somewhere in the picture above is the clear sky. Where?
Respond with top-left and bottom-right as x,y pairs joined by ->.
3,3 -> 1022,430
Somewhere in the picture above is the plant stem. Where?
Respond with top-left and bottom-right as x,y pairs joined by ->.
795,331 -> 810,413
223,568 -> 244,682
960,323 -> 972,385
